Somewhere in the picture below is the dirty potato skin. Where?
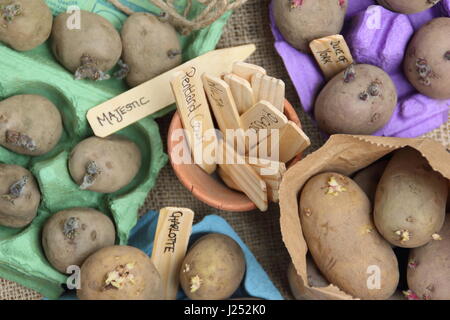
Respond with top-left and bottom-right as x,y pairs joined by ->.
272,0 -> 348,53
121,12 -> 182,87
404,18 -> 450,100
77,245 -> 163,300
299,172 -> 399,300
407,215 -> 450,300
179,233 -> 246,300
374,148 -> 447,248
51,10 -> 122,77
315,64 -> 397,135
42,208 -> 115,273
0,94 -> 63,156
0,0 -> 53,51
68,136 -> 141,193
0,164 -> 40,228
353,160 -> 388,203
377,0 -> 441,14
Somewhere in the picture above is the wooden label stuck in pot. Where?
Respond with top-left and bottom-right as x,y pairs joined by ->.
151,207 -> 194,300
171,69 -> 217,174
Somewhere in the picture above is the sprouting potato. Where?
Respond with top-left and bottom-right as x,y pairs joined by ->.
0,0 -> 53,51
377,0 -> 442,14
272,0 -> 348,53
314,64 -> 397,135
299,172 -> 399,299
0,94 -> 63,156
51,10 -> 122,80
179,233 -> 246,300
77,245 -> 163,300
68,136 -> 141,194
42,208 -> 115,273
374,148 -> 447,248
121,12 -> 182,87
353,160 -> 388,203
404,17 -> 450,100
406,215 -> 450,300
0,164 -> 40,228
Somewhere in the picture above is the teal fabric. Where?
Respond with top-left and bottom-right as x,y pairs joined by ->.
56,211 -> 284,300
0,0 -> 232,299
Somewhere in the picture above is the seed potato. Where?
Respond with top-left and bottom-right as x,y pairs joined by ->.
77,245 -> 163,300
121,12 -> 182,87
377,0 -> 441,14
68,136 -> 141,193
404,17 -> 450,100
374,148 -> 447,248
0,0 -> 53,51
51,10 -> 122,80
272,0 -> 348,53
299,172 -> 399,299
179,233 -> 246,300
42,208 -> 115,273
407,215 -> 450,300
315,64 -> 397,135
0,94 -> 63,156
353,160 -> 388,203
0,164 -> 40,228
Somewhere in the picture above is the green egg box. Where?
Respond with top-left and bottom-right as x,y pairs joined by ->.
0,0 -> 232,299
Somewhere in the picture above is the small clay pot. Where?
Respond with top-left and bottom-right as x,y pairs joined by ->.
168,100 -> 303,212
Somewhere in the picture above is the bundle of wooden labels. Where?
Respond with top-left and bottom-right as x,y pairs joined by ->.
171,62 -> 310,211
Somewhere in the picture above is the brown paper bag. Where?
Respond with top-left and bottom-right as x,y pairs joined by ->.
279,135 -> 450,300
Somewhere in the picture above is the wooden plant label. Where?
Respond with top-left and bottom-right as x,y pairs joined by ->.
151,207 -> 194,300
309,35 -> 354,79
232,61 -> 267,83
240,101 -> 288,135
218,140 -> 268,211
223,74 -> 254,114
202,74 -> 242,133
250,121 -> 311,163
87,44 -> 256,137
171,70 -> 217,174
251,73 -> 285,112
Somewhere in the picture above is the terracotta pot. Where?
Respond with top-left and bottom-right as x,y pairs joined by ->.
168,99 -> 303,212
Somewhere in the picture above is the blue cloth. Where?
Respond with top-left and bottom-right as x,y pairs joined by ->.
57,211 -> 283,300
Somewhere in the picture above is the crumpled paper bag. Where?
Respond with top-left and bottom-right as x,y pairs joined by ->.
279,135 -> 450,300
270,0 -> 450,138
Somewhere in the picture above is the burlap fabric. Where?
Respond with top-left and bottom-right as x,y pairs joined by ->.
1,0 -> 448,300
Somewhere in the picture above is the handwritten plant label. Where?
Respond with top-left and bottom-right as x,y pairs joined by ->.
86,44 -> 256,137
309,35 -> 354,79
171,68 -> 217,174
241,101 -> 288,134
151,207 -> 194,300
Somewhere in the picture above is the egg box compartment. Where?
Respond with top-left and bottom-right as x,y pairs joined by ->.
0,0 -> 233,299
56,211 -> 284,300
270,0 -> 450,138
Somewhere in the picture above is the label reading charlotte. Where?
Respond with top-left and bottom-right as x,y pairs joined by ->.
96,97 -> 150,127
164,210 -> 183,253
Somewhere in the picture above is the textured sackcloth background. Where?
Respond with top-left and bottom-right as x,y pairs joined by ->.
1,0 -> 449,300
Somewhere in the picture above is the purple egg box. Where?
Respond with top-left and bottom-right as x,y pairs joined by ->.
270,0 -> 450,138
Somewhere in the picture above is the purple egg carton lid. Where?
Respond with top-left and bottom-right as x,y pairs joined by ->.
270,0 -> 450,138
